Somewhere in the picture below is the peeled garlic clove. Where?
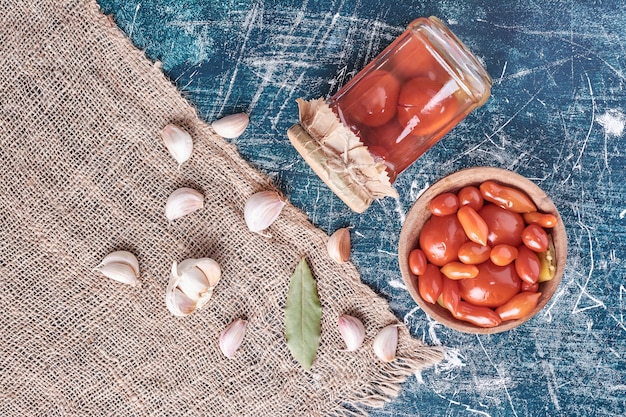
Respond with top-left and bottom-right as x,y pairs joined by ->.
219,318 -> 248,358
212,113 -> 249,139
338,315 -> 365,351
244,190 -> 286,233
165,187 -> 204,221
327,228 -> 351,264
161,124 -> 193,167
95,262 -> 138,286
373,324 -> 398,362
98,250 -> 140,277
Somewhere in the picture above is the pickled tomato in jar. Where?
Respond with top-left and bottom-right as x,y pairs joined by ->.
329,17 -> 491,181
288,17 -> 491,212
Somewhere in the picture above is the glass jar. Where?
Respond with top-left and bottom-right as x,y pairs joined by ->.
288,17 -> 491,212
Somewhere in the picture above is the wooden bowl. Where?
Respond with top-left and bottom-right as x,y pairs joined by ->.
398,167 -> 567,334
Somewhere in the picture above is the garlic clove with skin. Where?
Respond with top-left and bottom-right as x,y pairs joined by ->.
95,262 -> 139,286
98,250 -> 140,277
372,324 -> 399,362
165,258 -> 222,316
219,318 -> 248,358
212,113 -> 250,139
338,315 -> 365,351
165,187 -> 204,221
327,228 -> 351,264
161,124 -> 193,167
244,190 -> 286,234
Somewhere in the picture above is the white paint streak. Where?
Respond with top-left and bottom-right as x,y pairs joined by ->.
620,209 -> 626,219
541,361 -> 561,410
477,336 -> 519,417
597,109 -> 626,137
573,218 -> 606,314
129,3 -> 141,39
563,72 -> 595,184
388,279 -> 407,290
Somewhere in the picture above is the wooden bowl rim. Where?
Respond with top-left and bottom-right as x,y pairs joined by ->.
398,167 -> 567,334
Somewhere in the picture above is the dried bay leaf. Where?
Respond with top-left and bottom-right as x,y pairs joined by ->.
285,257 -> 322,370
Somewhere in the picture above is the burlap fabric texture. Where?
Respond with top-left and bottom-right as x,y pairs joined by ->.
0,1 -> 443,415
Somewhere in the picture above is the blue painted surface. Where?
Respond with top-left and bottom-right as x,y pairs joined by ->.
98,1 -> 625,415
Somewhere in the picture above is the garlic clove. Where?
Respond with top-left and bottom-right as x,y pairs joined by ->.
244,190 -> 286,233
161,124 -> 193,167
175,265 -> 210,302
372,324 -> 398,362
165,286 -> 197,317
98,250 -> 140,277
219,318 -> 248,358
192,258 -> 222,287
95,262 -> 138,286
338,315 -> 365,351
327,228 -> 351,264
165,258 -> 222,316
165,187 -> 204,221
212,113 -> 249,139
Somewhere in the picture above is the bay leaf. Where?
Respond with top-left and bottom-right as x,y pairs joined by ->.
285,257 -> 322,370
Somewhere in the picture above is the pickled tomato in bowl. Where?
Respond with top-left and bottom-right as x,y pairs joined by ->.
398,167 -> 567,334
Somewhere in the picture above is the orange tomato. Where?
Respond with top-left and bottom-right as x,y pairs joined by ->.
452,301 -> 502,328
457,186 -> 484,211
522,212 -> 558,228
521,224 -> 549,252
419,214 -> 468,266
479,181 -> 537,213
418,264 -> 443,304
429,192 -> 459,216
495,292 -> 542,321
441,277 -> 461,313
457,242 -> 491,265
458,261 -> 522,307
396,77 -> 459,137
521,281 -> 539,292
490,244 -> 519,266
515,245 -> 541,284
440,262 -> 479,280
479,203 -> 525,247
408,249 -> 427,276
457,205 -> 489,246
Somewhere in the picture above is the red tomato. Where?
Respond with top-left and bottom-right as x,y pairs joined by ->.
490,244 -> 519,266
521,224 -> 549,252
522,212 -> 558,228
441,277 -> 461,313
457,242 -> 491,265
453,301 -> 502,328
388,35 -> 447,82
418,264 -> 443,304
479,181 -> 537,213
457,205 -> 489,246
408,249 -> 427,276
440,262 -> 479,280
458,261 -> 522,308
396,77 -> 459,137
457,186 -> 484,211
495,292 -> 542,321
479,203 -> 525,247
341,70 -> 400,127
521,281 -> 539,292
429,192 -> 459,216
419,214 -> 468,266
515,245 -> 541,284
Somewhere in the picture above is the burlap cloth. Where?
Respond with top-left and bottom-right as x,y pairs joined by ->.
0,1 -> 443,415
